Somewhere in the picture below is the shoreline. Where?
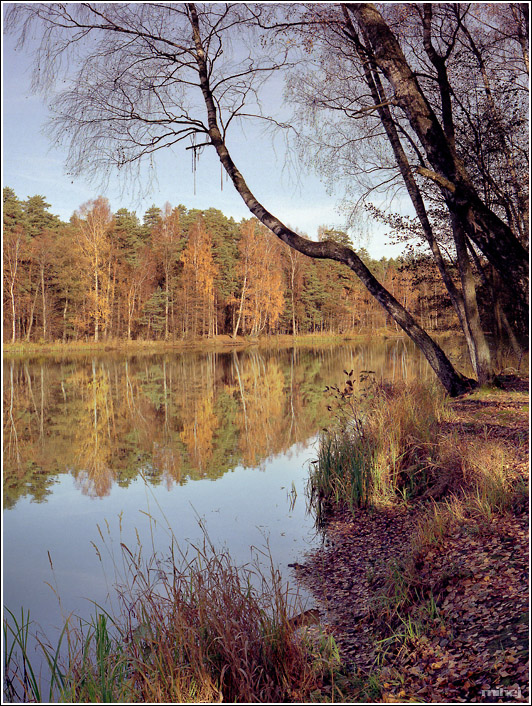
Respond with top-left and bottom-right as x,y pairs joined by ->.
2,331 -> 409,358
295,374 -> 529,702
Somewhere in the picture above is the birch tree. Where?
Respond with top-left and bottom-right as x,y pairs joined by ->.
7,3 -> 527,392
181,217 -> 218,338
74,197 -> 113,342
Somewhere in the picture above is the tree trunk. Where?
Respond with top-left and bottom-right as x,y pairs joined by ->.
165,267 -> 170,340
10,284 -> 17,343
26,284 -> 39,342
451,214 -> 493,383
349,25 -> 475,345
41,265 -> 47,341
468,245 -> 524,358
347,3 -> 528,312
63,298 -> 69,342
105,259 -> 112,340
188,2 -> 475,396
233,274 -> 247,338
291,259 -> 297,335
94,261 -> 99,343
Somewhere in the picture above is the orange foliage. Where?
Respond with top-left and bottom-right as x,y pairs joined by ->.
181,217 -> 218,337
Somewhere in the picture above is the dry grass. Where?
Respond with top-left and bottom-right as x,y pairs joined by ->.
4,532 -> 328,703
414,433 -> 525,551
363,381 -> 447,499
376,426 -> 527,652
117,540 -> 319,704
308,377 -> 448,517
310,374 -> 527,660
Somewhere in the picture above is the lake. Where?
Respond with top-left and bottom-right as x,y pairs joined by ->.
3,339 -> 437,683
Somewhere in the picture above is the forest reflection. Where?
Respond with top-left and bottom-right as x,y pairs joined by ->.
3,341 -> 435,507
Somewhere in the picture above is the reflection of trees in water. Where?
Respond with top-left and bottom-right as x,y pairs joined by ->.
4,360 -> 21,468
3,360 -> 62,507
72,360 -> 114,498
3,341 -> 439,504
234,351 -> 286,468
180,392 -> 219,475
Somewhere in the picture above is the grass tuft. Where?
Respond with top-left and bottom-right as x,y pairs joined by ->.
4,532 -> 331,703
308,376 -> 447,519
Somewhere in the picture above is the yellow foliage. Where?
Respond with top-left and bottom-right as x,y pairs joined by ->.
180,392 -> 219,472
181,217 -> 218,336
238,220 -> 284,334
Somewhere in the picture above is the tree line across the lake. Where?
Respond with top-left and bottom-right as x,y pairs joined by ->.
4,187 -> 467,344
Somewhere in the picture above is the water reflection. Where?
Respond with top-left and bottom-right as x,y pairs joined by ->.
3,341 -> 440,698
3,341 -> 434,507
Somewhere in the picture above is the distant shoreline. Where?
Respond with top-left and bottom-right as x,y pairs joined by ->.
3,331 -> 410,357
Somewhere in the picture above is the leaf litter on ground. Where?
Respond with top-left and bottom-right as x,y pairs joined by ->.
294,375 -> 529,703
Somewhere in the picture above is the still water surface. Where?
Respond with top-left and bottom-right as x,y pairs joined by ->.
3,341 -> 436,661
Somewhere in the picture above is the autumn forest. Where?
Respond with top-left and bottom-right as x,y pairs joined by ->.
4,187 -> 493,344
2,2 -> 530,702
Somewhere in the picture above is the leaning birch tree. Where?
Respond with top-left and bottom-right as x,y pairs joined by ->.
7,2 -> 526,393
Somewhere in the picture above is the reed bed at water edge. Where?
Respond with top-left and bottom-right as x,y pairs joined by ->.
4,528 -> 336,703
308,373 -> 448,518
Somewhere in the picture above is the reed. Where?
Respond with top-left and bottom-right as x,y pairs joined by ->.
4,533 -> 328,703
308,376 -> 447,518
308,428 -> 374,520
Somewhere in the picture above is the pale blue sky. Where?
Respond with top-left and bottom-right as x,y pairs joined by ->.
2,22 -> 405,258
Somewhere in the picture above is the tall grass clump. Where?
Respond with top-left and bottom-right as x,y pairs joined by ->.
4,535 -> 326,703
308,373 -> 448,519
310,427 -> 374,520
412,435 -> 525,548
116,540 -> 320,704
